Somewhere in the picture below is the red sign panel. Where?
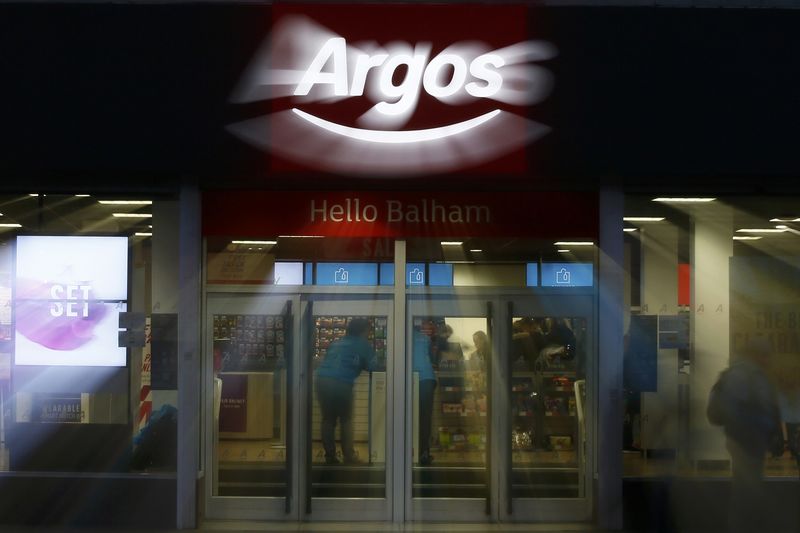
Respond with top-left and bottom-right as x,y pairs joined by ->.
228,4 -> 554,177
202,191 -> 597,239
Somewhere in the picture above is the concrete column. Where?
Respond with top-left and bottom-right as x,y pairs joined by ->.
640,224 -> 679,451
177,185 -> 202,529
690,206 -> 732,461
151,200 -> 179,410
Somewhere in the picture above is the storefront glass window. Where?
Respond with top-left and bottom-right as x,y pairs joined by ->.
205,236 -> 393,501
407,238 -> 595,502
0,193 -> 179,474
622,195 -> 800,480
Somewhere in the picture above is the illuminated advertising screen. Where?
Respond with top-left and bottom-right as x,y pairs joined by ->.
15,236 -> 128,366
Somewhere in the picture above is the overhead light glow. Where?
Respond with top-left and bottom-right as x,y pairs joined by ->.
232,240 -> 278,245
733,236 -> 762,241
652,197 -> 715,203
441,241 -> 463,246
469,249 -> 483,252
278,235 -> 324,238
74,194 -> 91,198
735,228 -> 787,234
134,232 -> 152,237
775,225 -> 789,230
770,218 -> 800,223
554,241 -> 594,246
99,200 -> 153,205
112,213 -> 152,218
623,228 -> 638,233
623,217 -> 665,222
557,249 -> 570,253
0,223 -> 22,228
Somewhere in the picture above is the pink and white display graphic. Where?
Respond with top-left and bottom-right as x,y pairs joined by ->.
14,236 -> 128,367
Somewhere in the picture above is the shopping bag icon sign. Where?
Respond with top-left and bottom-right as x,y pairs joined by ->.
408,268 -> 424,285
334,268 -> 349,284
555,268 -> 571,285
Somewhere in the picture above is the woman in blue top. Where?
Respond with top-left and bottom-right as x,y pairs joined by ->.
315,318 -> 375,465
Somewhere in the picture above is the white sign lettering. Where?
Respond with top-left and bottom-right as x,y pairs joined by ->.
49,284 -> 92,318
311,199 -> 490,224
228,15 -> 558,175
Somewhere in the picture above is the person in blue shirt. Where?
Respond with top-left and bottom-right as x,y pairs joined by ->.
315,318 -> 376,465
412,329 -> 437,465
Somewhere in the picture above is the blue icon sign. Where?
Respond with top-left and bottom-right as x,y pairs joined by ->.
334,268 -> 349,284
541,263 -> 593,287
316,263 -> 378,286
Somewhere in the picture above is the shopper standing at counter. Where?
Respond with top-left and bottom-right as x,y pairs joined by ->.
315,318 -> 376,465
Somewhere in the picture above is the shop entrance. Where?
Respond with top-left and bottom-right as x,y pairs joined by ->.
204,291 -> 394,521
407,291 -> 593,522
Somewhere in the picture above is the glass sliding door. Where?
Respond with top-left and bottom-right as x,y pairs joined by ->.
502,294 -> 594,522
205,293 -> 299,520
407,295 -> 493,522
303,296 -> 393,521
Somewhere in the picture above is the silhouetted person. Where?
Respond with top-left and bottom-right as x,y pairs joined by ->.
412,330 -> 436,465
470,330 -> 491,370
315,318 -> 375,465
707,337 -> 780,533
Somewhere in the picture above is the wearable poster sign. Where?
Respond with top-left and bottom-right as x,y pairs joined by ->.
202,191 -> 598,240
14,236 -> 128,366
228,5 -> 555,176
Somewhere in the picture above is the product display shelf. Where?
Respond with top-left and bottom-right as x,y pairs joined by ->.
432,367 -> 488,455
512,369 -> 578,454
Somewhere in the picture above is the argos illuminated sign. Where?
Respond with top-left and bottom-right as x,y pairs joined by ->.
229,6 -> 557,175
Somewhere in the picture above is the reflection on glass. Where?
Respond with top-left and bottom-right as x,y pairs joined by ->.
212,313 -> 288,497
412,316 -> 489,498
311,315 -> 387,498
510,316 -> 586,498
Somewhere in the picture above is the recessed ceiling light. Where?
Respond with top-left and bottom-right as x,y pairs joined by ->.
112,213 -> 152,218
623,228 -> 638,233
557,249 -> 570,253
441,241 -> 463,246
99,200 -> 153,205
134,232 -> 152,237
652,197 -> 715,203
735,228 -> 786,233
232,240 -> 277,245
469,249 -> 483,252
623,217 -> 665,222
770,218 -> 800,223
0,223 -> 22,228
554,241 -> 594,246
733,236 -> 762,241
74,194 -> 91,198
775,225 -> 789,230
